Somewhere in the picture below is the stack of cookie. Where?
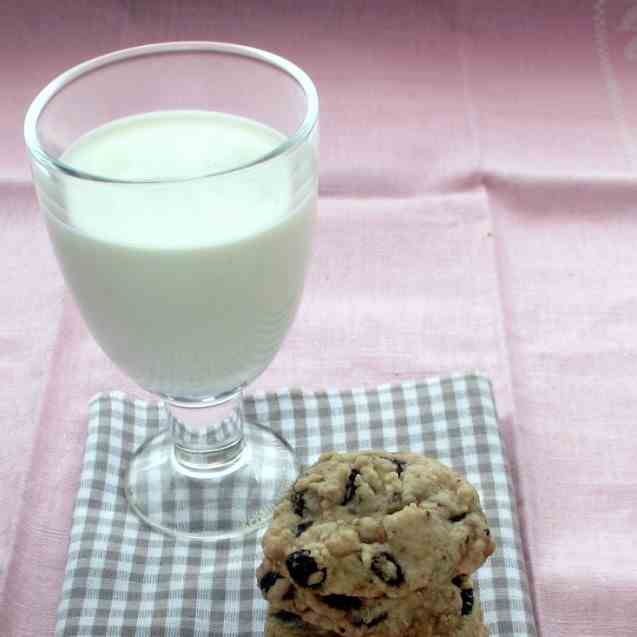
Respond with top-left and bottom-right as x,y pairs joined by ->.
257,452 -> 496,637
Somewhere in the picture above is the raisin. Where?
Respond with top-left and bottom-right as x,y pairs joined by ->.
342,469 -> 360,505
370,552 -> 405,587
295,520 -> 314,537
461,588 -> 474,616
273,611 -> 302,624
449,512 -> 468,523
322,594 -> 362,610
286,550 -> 326,588
291,491 -> 306,517
366,612 -> 388,628
258,571 -> 281,594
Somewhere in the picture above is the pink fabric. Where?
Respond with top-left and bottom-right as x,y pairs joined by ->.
2,1 -> 636,634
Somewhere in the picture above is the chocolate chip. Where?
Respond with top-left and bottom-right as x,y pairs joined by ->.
322,594 -> 362,610
286,550 -> 327,589
291,491 -> 306,517
342,469 -> 360,505
461,588 -> 474,616
485,528 -> 491,536
392,459 -> 407,476
449,512 -> 468,523
370,552 -> 405,587
451,575 -> 464,588
273,611 -> 302,624
295,520 -> 314,537
258,571 -> 281,594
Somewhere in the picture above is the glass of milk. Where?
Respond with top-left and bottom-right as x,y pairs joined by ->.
24,43 -> 319,541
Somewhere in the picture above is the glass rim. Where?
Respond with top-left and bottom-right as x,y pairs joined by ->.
23,41 -> 319,185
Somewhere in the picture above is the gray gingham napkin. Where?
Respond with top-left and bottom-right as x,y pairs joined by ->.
56,373 -> 537,636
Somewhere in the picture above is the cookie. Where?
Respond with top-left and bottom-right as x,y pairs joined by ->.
259,560 -> 478,637
264,587 -> 488,637
265,610 -> 333,637
260,452 -> 495,598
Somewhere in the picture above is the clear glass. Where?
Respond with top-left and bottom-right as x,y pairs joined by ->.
24,42 -> 319,540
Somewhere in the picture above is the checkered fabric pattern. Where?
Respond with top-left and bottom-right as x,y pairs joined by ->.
56,373 -> 536,636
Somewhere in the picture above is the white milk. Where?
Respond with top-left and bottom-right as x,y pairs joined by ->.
42,111 -> 316,399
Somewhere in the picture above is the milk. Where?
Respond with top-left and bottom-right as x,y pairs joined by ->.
40,111 -> 316,399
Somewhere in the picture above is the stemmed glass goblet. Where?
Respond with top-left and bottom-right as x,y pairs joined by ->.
24,42 -> 319,541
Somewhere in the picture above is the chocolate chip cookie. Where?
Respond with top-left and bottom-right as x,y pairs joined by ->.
260,452 -> 495,598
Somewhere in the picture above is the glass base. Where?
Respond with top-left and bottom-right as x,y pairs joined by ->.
124,421 -> 298,541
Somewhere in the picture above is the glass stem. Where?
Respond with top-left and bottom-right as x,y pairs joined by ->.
166,389 -> 246,477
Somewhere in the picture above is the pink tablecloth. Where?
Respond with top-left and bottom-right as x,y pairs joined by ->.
2,1 -> 636,635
